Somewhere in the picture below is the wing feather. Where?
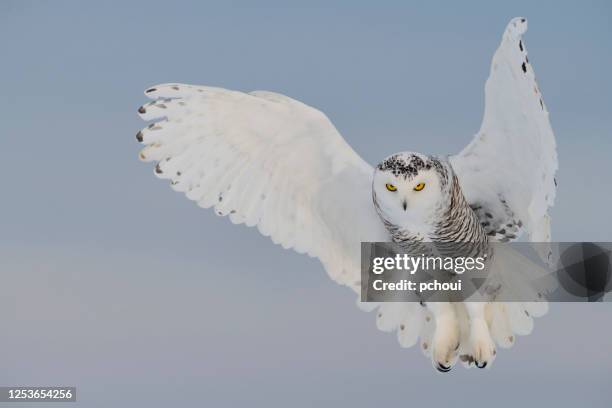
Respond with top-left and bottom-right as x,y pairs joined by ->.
451,17 -> 557,246
137,84 -> 388,288
451,17 -> 556,355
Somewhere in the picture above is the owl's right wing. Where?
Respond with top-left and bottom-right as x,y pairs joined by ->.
136,84 -> 388,292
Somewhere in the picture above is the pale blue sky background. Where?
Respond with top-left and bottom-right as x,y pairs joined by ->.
1,1 -> 611,407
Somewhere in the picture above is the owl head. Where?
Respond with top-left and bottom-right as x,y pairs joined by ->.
372,152 -> 451,228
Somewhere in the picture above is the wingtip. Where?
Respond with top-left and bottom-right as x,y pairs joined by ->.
505,17 -> 528,39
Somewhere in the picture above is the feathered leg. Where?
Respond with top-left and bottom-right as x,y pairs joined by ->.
427,302 -> 460,372
465,302 -> 496,368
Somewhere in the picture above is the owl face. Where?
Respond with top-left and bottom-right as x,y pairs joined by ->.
372,152 -> 449,227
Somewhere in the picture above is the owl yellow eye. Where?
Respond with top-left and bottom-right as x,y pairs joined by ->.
385,183 -> 397,192
414,182 -> 426,191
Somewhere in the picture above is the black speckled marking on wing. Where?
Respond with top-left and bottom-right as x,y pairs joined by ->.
470,197 -> 522,242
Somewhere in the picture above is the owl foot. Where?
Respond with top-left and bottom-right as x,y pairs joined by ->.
470,318 -> 496,369
431,315 -> 460,372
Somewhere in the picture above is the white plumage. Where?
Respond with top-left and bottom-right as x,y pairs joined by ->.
451,18 -> 557,245
135,17 -> 557,370
138,85 -> 388,291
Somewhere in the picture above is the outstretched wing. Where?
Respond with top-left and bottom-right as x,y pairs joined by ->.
136,84 -> 388,291
448,18 -> 555,365
450,17 -> 557,246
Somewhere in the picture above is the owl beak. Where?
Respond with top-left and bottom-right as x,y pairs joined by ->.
402,199 -> 408,211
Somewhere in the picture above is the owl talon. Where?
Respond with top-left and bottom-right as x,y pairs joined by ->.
475,361 -> 487,369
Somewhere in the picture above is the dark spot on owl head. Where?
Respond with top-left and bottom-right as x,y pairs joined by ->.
376,153 -> 446,183
378,153 -> 427,178
521,62 -> 527,73
519,41 -> 523,51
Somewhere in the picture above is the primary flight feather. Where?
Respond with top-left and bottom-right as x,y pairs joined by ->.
134,17 -> 557,371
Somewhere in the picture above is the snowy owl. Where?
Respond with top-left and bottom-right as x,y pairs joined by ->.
134,17 -> 557,371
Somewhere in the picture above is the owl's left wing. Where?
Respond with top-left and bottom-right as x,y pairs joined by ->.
450,17 -> 557,246
449,18 -> 556,361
